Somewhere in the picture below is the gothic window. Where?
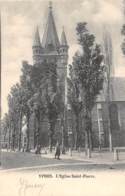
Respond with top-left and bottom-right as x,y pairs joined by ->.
109,103 -> 119,130
24,137 -> 27,143
48,43 -> 54,51
99,121 -> 104,133
36,49 -> 40,54
97,103 -> 103,120
97,103 -> 104,145
98,108 -> 102,120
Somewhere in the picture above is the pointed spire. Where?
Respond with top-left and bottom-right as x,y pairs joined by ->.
49,1 -> 52,10
42,2 -> 60,50
33,26 -> 41,47
61,27 -> 68,46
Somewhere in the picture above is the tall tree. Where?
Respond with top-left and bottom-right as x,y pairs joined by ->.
27,61 -> 62,152
1,113 -> 10,148
103,29 -> 114,152
27,63 -> 49,149
72,22 -> 104,157
7,83 -> 24,151
46,84 -> 64,152
20,62 -> 34,151
67,64 -> 83,149
44,64 -> 64,152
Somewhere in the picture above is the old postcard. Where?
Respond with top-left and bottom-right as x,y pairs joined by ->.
0,0 -> 125,196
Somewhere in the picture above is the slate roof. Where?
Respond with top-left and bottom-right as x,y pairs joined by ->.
33,26 -> 41,47
96,77 -> 125,102
42,4 -> 60,51
61,29 -> 68,46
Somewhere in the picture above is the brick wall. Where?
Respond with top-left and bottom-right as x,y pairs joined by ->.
92,102 -> 125,148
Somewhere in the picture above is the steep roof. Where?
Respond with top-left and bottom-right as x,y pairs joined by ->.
61,28 -> 68,46
96,77 -> 125,102
42,3 -> 60,51
33,26 -> 41,47
111,77 -> 125,101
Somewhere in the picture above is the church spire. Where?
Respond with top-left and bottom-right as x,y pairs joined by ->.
49,1 -> 52,10
61,27 -> 68,46
33,26 -> 41,47
32,26 -> 43,65
42,2 -> 60,51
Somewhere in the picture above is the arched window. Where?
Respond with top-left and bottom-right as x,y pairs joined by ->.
48,43 -> 54,51
109,103 -> 119,130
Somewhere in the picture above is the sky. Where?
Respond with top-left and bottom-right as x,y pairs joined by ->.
1,0 -> 125,116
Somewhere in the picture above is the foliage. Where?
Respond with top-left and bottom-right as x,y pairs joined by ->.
67,64 -> 83,149
7,83 -> 24,150
3,57 -> 64,152
71,22 -> 105,155
74,23 -> 104,112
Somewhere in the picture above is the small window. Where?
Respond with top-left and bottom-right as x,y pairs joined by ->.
24,137 -> 27,143
97,103 -> 101,109
109,103 -> 119,130
48,43 -> 54,51
99,121 -> 104,133
98,108 -> 102,120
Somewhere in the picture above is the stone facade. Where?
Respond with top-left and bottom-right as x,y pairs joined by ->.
92,100 -> 125,148
28,3 -> 69,149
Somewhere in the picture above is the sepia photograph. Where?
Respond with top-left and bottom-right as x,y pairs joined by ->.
0,0 -> 125,196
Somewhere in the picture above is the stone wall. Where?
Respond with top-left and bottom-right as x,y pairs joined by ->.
92,102 -> 125,148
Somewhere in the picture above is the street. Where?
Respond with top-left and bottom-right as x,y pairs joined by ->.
1,151 -> 125,196
1,150 -> 125,172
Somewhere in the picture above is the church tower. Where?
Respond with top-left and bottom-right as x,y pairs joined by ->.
30,2 -> 69,148
32,1 -> 69,101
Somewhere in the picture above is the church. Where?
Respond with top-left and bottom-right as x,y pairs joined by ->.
21,2 -> 125,151
1,2 -> 125,151
22,2 -> 69,149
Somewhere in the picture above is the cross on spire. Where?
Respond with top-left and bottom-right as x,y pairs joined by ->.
49,1 -> 52,10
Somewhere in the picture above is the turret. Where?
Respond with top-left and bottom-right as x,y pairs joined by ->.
60,27 -> 69,64
32,26 -> 43,65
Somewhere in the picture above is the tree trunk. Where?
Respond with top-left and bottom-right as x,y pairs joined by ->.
49,131 -> 54,153
35,110 -> 41,150
61,126 -> 66,154
88,130 -> 92,158
49,135 -> 53,152
75,115 -> 79,150
8,123 -> 11,149
49,121 -> 54,153
26,113 -> 30,152
61,114 -> 66,154
85,131 -> 88,156
85,130 -> 92,158
12,127 -> 16,151
109,130 -> 113,152
18,112 -> 22,151
107,79 -> 113,152
74,132 -> 77,150
84,110 -> 92,158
